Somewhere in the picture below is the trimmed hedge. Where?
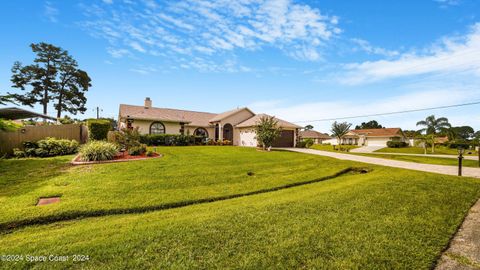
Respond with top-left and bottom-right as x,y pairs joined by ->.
87,119 -> 112,141
386,141 -> 408,148
140,134 -> 204,146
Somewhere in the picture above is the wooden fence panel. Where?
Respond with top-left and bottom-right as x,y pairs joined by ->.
0,124 -> 87,154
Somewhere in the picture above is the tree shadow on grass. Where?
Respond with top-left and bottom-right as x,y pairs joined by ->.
0,156 -> 72,197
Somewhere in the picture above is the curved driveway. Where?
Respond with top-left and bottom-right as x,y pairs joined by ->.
280,148 -> 480,178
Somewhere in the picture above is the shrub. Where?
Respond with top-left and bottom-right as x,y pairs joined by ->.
448,142 -> 470,149
108,128 -> 141,150
87,119 -> 112,140
128,144 -> 147,156
146,150 -> 155,157
140,134 -> 197,146
303,138 -> 314,148
79,141 -> 118,161
13,148 -> 26,158
386,141 -> 408,148
17,138 -> 79,158
296,141 -> 307,148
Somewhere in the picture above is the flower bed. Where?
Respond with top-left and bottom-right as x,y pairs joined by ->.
71,152 -> 161,165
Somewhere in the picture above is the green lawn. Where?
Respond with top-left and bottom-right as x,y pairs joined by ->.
310,144 -> 359,152
0,146 -> 354,230
355,153 -> 480,168
1,146 -> 479,269
375,146 -> 478,156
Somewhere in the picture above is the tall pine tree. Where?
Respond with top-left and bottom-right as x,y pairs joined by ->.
9,42 -> 91,118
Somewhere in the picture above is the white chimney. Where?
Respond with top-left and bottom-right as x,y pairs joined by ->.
144,97 -> 152,108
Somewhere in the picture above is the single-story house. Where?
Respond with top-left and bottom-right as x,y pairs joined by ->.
118,98 -> 301,147
337,128 -> 407,147
298,130 -> 332,144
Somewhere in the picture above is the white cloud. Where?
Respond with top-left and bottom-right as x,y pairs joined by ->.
434,0 -> 460,8
102,0 -> 113,4
129,66 -> 157,75
338,23 -> 480,85
44,1 -> 59,23
107,47 -> 130,58
351,38 -> 399,57
80,0 -> 341,65
250,86 -> 480,132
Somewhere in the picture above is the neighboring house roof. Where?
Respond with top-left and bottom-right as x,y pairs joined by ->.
236,113 -> 302,128
299,130 -> 331,139
0,107 -> 56,120
208,107 -> 254,122
351,128 -> 404,137
435,136 -> 449,144
119,104 -> 217,126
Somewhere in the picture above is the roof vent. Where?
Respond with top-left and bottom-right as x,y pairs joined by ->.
144,97 -> 152,109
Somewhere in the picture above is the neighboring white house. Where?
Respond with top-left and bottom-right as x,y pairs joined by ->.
118,98 -> 301,147
326,128 -> 407,147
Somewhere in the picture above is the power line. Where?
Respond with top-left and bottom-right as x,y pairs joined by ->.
294,100 -> 480,123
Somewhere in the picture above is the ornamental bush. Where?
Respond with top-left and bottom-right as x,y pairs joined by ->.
79,141 -> 118,161
87,119 -> 112,140
128,144 -> 147,156
386,141 -> 408,148
14,137 -> 79,158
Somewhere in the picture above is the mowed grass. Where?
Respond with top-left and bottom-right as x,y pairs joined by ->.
310,144 -> 359,152
355,153 -> 480,168
0,160 -> 479,269
376,146 -> 478,156
0,146 -> 356,229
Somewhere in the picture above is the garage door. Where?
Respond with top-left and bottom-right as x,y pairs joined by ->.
366,138 -> 387,146
272,130 -> 294,147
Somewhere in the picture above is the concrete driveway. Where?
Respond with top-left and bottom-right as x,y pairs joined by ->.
349,146 -> 384,153
280,148 -> 480,178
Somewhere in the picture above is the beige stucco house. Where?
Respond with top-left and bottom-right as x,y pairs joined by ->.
118,98 -> 301,147
337,128 -> 407,147
298,130 -> 332,144
322,128 -> 407,147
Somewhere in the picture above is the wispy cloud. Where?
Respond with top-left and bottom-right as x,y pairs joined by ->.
434,0 -> 461,8
250,86 -> 480,131
337,23 -> 480,85
350,38 -> 399,57
44,1 -> 59,23
79,0 -> 341,68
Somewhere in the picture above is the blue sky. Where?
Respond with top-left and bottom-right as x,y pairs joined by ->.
1,0 -> 480,132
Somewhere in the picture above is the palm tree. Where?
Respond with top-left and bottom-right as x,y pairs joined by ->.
331,121 -> 352,145
416,115 -> 451,153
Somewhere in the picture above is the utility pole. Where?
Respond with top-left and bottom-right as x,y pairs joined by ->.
94,107 -> 103,119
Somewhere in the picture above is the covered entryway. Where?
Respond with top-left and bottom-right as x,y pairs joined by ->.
223,123 -> 233,142
272,130 -> 294,147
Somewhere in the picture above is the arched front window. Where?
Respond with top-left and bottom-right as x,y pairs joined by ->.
194,127 -> 209,137
150,122 -> 165,134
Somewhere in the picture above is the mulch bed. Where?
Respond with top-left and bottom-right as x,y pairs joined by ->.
71,152 -> 161,165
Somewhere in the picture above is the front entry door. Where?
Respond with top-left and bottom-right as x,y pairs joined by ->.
223,123 -> 233,141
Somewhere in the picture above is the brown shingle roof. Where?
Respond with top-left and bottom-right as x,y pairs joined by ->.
119,104 -> 217,127
351,128 -> 404,137
299,130 -> 331,139
236,113 -> 301,128
208,107 -> 254,122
